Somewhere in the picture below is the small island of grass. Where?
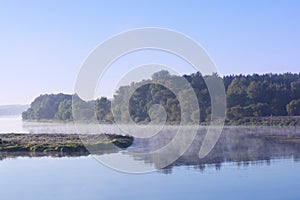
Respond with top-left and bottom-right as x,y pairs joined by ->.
0,133 -> 134,154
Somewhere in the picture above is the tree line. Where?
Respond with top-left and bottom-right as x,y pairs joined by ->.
22,71 -> 300,125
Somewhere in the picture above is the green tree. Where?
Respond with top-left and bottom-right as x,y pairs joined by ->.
96,97 -> 113,122
286,99 -> 300,116
227,77 -> 248,107
55,99 -> 73,120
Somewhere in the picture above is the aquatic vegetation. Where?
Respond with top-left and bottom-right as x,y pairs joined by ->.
0,133 -> 134,153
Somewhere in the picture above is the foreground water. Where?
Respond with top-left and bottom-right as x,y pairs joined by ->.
0,156 -> 299,200
1,116 -> 300,199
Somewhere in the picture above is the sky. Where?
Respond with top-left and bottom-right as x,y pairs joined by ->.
0,0 -> 299,105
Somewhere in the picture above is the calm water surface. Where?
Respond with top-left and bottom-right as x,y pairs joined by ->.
0,116 -> 300,199
0,156 -> 299,200
0,115 -> 26,133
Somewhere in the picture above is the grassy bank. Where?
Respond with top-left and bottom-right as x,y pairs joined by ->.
0,133 -> 134,154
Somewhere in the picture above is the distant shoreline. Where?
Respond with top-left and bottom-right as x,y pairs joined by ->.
22,116 -> 300,126
0,104 -> 29,116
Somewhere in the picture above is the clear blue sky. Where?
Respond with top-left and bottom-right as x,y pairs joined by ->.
0,0 -> 299,105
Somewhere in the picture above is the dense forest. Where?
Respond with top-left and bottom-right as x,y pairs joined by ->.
22,71 -> 300,125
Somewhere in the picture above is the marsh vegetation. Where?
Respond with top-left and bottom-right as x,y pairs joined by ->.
0,133 -> 133,154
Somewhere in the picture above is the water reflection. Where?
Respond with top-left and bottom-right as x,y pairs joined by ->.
0,148 -> 119,161
1,125 -> 300,174
127,126 -> 300,173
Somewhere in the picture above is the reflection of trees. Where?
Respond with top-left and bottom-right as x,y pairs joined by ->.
128,127 -> 300,174
1,127 -> 299,174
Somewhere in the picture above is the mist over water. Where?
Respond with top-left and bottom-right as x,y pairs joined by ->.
1,115 -> 300,199
1,115 -> 300,172
0,115 -> 26,133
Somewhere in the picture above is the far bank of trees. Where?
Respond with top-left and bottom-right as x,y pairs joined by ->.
22,71 -> 300,125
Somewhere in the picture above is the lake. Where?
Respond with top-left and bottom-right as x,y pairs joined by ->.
0,116 -> 300,199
